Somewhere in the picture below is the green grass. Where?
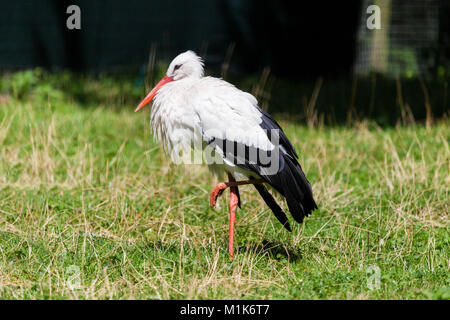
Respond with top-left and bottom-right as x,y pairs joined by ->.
0,72 -> 449,299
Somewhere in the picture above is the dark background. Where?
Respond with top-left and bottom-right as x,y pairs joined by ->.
0,1 -> 362,77
0,1 -> 448,124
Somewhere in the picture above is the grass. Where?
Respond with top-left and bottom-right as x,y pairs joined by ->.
0,71 -> 449,299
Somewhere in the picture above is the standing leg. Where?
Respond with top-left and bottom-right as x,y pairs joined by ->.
227,173 -> 239,260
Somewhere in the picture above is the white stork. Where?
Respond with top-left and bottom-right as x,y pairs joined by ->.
135,51 -> 317,259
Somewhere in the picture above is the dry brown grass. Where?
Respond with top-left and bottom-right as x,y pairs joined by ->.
0,98 -> 449,299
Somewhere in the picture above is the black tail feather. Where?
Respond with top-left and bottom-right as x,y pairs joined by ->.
283,156 -> 317,218
235,185 -> 241,209
258,152 -> 317,225
253,182 -> 291,231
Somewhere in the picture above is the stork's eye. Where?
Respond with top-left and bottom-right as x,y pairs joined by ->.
174,64 -> 182,71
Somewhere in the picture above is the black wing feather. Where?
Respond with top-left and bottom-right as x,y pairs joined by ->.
207,111 -> 317,228
258,107 -> 298,159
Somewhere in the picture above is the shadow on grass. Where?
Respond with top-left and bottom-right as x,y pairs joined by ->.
246,239 -> 302,263
141,239 -> 302,263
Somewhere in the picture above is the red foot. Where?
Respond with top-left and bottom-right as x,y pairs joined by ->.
209,182 -> 228,207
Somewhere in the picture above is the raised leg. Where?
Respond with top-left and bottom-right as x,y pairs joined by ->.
209,178 -> 265,207
209,182 -> 228,207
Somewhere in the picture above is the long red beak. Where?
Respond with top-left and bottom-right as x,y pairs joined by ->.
135,75 -> 174,112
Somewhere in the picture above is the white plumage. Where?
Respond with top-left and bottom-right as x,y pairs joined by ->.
151,76 -> 274,177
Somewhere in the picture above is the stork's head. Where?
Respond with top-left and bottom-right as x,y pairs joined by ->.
135,51 -> 204,112
167,50 -> 204,80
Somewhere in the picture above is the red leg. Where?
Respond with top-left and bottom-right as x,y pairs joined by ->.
228,173 -> 239,260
